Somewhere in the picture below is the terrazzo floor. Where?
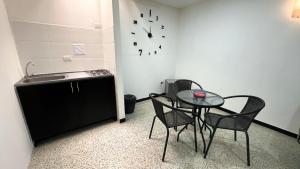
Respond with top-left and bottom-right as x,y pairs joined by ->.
29,98 -> 300,169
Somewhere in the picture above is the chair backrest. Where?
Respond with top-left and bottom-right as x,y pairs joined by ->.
174,80 -> 203,108
174,79 -> 203,92
149,93 -> 167,125
238,96 -> 265,129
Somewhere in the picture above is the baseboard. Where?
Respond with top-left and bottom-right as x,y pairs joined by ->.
252,120 -> 297,138
217,107 -> 297,138
120,118 -> 126,123
136,93 -> 166,103
136,97 -> 150,103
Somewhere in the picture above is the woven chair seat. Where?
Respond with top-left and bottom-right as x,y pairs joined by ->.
164,110 -> 193,128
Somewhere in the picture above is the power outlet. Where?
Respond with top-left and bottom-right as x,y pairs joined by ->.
160,81 -> 165,91
62,55 -> 73,62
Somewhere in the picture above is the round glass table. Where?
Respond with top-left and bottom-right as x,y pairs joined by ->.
176,90 -> 224,109
176,90 -> 224,153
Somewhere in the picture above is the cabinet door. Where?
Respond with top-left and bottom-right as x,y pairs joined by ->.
16,82 -> 77,141
76,77 -> 117,126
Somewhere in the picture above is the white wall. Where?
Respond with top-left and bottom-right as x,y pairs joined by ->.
4,0 -> 104,74
0,0 -> 33,168
176,0 -> 300,134
103,0 -> 126,120
118,0 -> 179,99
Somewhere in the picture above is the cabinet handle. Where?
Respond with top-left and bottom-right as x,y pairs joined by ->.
70,82 -> 74,94
76,82 -> 80,93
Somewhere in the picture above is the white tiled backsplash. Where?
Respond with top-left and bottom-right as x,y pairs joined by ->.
11,21 -> 105,74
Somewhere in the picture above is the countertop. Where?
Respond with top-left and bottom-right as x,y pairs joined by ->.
15,70 -> 113,87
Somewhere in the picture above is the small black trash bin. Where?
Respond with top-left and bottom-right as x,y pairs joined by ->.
124,94 -> 136,114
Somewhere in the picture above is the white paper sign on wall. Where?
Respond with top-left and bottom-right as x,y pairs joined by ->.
72,43 -> 86,56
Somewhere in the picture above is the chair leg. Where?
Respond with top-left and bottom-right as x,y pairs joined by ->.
177,125 -> 188,142
197,117 -> 201,129
206,108 -> 210,113
162,129 -> 170,162
234,130 -> 237,141
245,131 -> 250,166
198,117 -> 206,153
149,115 -> 156,139
203,120 -> 207,131
193,116 -> 198,152
174,112 -> 178,131
234,119 -> 237,141
204,108 -> 209,131
204,121 -> 212,137
204,128 -> 217,158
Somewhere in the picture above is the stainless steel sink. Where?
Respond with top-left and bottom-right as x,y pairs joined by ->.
23,75 -> 66,83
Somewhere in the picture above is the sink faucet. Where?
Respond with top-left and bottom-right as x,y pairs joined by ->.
25,61 -> 35,79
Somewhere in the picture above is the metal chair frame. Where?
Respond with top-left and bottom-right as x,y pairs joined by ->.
149,93 -> 197,161
203,95 -> 265,166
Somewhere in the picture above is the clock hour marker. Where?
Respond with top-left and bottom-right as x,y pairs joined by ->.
154,51 -> 157,54
161,25 -> 165,29
138,49 -> 142,56
140,13 -> 143,17
156,16 -> 158,21
133,20 -> 138,24
131,32 -> 135,35
162,35 -> 165,38
149,9 -> 152,17
159,45 -> 162,49
149,52 -> 151,55
148,20 -> 153,23
133,42 -> 137,46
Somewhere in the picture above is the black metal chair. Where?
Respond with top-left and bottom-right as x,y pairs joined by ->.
203,95 -> 265,166
174,79 -> 203,109
174,79 -> 209,132
149,93 -> 197,161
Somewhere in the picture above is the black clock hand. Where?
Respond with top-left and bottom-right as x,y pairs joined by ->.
143,27 -> 153,38
143,27 -> 149,34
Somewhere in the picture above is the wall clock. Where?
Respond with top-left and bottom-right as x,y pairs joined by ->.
131,9 -> 166,56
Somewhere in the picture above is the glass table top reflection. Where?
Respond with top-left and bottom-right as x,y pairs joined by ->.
176,90 -> 224,108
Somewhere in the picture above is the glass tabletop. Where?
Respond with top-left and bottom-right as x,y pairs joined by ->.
176,90 -> 224,108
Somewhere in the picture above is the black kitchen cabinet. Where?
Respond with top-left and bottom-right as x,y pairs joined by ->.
76,77 -> 117,126
16,76 -> 117,145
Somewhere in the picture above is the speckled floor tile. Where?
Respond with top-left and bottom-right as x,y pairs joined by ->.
28,98 -> 300,169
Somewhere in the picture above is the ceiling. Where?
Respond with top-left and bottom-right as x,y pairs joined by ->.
151,0 -> 204,8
